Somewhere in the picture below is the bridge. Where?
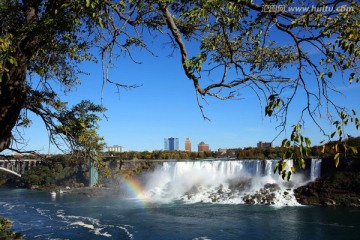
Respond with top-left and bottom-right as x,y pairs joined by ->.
0,159 -> 42,177
0,158 -> 98,187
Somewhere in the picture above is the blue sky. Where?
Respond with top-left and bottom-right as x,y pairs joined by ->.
17,33 -> 360,154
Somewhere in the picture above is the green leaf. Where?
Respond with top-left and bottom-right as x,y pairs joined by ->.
98,17 -> 104,28
265,105 -> 273,116
349,43 -> 354,54
337,128 -> 342,136
287,171 -> 292,181
86,0 -> 90,7
8,57 -> 17,66
349,73 -> 355,83
327,72 -> 333,78
290,132 -> 295,141
299,145 -> 303,156
330,131 -> 336,138
299,158 -> 306,169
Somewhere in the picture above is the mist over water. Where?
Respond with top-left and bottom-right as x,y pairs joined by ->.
124,159 -> 321,206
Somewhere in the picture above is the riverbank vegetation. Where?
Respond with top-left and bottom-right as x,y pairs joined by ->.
0,216 -> 22,240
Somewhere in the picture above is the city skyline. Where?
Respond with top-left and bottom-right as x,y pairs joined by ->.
106,137 -> 248,152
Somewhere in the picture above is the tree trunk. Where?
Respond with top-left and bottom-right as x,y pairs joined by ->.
0,53 -> 28,152
0,2 -> 53,153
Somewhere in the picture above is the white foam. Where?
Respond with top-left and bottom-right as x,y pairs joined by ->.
92,228 -> 112,237
36,208 -> 50,216
70,221 -> 113,237
57,211 -> 133,238
2,203 -> 16,210
116,225 -> 134,240
130,160 -> 312,206
70,221 -> 95,229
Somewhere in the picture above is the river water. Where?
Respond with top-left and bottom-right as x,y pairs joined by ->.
1,159 -> 360,239
1,188 -> 360,240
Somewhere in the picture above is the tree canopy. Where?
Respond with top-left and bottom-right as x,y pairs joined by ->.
0,0 -> 359,175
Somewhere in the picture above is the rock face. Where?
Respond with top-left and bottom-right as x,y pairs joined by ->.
243,183 -> 281,205
294,172 -> 360,207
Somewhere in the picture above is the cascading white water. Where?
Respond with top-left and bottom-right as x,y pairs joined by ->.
264,159 -> 276,176
310,159 -> 322,180
137,159 -> 311,206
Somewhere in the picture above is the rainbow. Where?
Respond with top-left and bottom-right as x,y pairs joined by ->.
122,177 -> 151,207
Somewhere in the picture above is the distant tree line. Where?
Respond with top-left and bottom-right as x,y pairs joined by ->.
108,150 -> 221,160
108,136 -> 360,161
0,137 -> 358,188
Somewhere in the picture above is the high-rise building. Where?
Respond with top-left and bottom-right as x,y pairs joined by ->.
257,141 -> 272,148
164,137 -> 179,151
185,137 -> 191,152
198,141 -> 210,152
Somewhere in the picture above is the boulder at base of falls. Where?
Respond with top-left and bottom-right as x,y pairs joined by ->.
242,183 -> 281,205
294,172 -> 360,207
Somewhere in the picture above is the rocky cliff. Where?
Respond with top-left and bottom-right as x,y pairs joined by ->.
295,157 -> 360,207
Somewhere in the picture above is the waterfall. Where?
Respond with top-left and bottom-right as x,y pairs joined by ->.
135,159 -> 312,206
122,159 -> 323,206
264,160 -> 276,176
310,159 -> 322,180
163,160 -> 265,180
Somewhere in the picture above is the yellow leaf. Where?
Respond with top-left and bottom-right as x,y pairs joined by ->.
350,146 -> 358,155
321,145 -> 325,154
334,153 -> 340,168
